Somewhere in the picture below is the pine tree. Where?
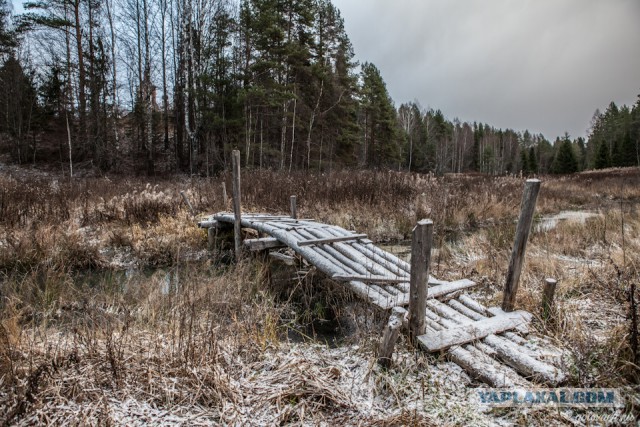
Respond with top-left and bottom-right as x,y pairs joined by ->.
359,62 -> 399,168
0,56 -> 40,162
595,140 -> 610,169
0,0 -> 16,55
528,146 -> 538,174
520,148 -> 529,174
552,137 -> 578,174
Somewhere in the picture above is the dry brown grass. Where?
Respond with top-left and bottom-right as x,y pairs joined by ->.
1,166 -> 639,424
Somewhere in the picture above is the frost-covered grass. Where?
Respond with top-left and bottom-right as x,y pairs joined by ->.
1,166 -> 639,425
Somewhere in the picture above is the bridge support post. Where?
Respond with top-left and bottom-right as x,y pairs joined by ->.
290,195 -> 297,219
232,149 -> 243,261
409,219 -> 433,342
541,277 -> 557,320
378,307 -> 407,368
502,179 -> 541,312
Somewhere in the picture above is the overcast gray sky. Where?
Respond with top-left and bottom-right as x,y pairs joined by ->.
332,0 -> 640,139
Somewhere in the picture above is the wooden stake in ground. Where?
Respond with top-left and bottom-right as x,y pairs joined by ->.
502,179 -> 541,312
378,307 -> 407,368
408,219 -> 433,341
290,195 -> 297,219
232,149 -> 242,260
222,182 -> 228,209
541,278 -> 557,320
180,191 -> 196,216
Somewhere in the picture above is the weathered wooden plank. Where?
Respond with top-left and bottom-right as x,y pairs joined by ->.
332,274 -> 408,284
462,345 -> 529,387
294,229 -> 370,276
417,311 -> 532,352
297,234 -> 368,246
305,227 -> 402,278
434,299 -> 533,348
323,227 -> 411,276
330,226 -> 412,274
345,280 -> 390,304
487,307 -> 531,334
457,294 -> 490,316
448,299 -> 484,321
449,299 -> 531,346
244,237 -> 286,251
429,300 -> 562,383
391,279 -> 477,306
483,335 -> 566,385
502,179 -> 541,312
447,346 -> 520,388
428,279 -> 477,299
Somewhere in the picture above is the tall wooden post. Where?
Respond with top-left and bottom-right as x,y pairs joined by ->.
232,150 -> 242,261
222,182 -> 228,210
290,195 -> 297,220
502,179 -> 541,312
541,278 -> 557,320
408,219 -> 433,342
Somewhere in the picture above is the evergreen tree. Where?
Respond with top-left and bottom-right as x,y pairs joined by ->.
528,146 -> 538,174
359,62 -> 399,168
0,56 -> 40,162
552,137 -> 578,174
520,148 -> 529,174
0,0 -> 16,56
595,140 -> 610,169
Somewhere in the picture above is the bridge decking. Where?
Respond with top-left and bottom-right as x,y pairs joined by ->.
207,213 -> 475,310
200,212 -> 566,387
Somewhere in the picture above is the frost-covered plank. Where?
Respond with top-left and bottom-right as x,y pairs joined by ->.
392,279 -> 477,305
332,274 -> 408,284
417,311 -> 532,352
447,346 -> 520,388
298,234 -> 368,246
487,306 -> 530,334
483,335 -> 566,385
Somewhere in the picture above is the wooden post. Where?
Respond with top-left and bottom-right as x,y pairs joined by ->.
290,195 -> 297,219
378,307 -> 407,368
180,191 -> 195,216
408,219 -> 433,342
541,278 -> 557,320
502,179 -> 541,312
232,149 -> 242,261
222,182 -> 228,210
207,227 -> 215,250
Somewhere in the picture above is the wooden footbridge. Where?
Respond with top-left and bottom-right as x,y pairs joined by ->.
199,151 -> 566,387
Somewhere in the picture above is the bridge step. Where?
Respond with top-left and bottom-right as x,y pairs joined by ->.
419,295 -> 565,386
417,310 -> 531,352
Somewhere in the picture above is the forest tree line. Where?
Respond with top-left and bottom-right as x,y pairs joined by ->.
1,0 -> 639,176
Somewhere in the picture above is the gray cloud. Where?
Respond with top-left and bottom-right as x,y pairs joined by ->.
332,0 -> 640,139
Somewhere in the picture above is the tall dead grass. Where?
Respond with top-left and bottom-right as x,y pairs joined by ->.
1,166 -> 639,424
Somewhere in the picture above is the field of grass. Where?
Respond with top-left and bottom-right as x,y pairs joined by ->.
0,165 -> 639,425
